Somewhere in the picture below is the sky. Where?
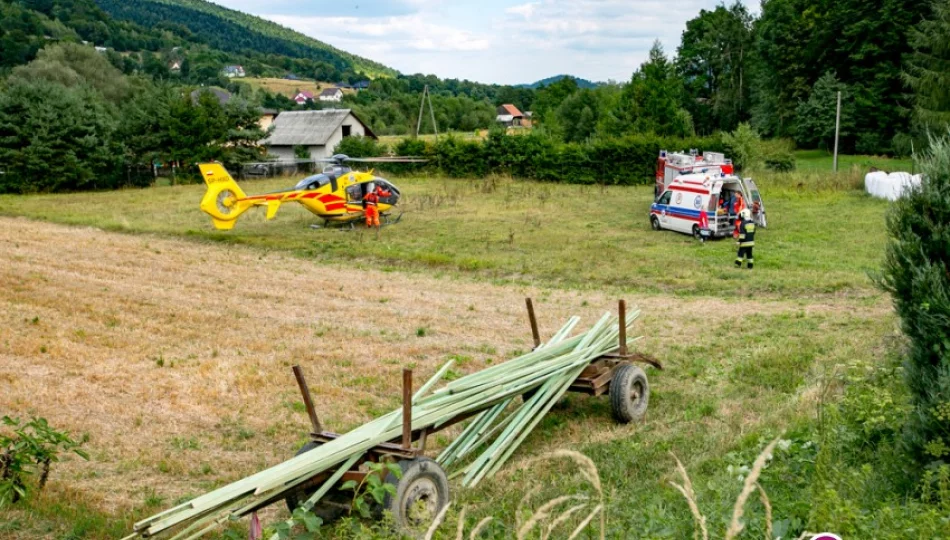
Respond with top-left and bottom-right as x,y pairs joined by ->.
211,0 -> 757,86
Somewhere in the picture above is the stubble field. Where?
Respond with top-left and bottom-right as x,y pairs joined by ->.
0,166 -> 902,538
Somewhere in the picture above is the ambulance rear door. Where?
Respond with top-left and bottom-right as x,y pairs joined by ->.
744,178 -> 767,227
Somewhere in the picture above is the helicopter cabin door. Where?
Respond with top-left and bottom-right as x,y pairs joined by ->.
744,179 -> 767,228
346,183 -> 365,208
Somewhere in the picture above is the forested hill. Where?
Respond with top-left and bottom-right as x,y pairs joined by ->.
520,75 -> 599,89
94,0 -> 396,78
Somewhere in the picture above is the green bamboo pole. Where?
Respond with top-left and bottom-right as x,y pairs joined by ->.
133,311 -> 643,539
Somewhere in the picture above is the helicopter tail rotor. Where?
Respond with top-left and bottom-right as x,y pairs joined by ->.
198,163 -> 254,230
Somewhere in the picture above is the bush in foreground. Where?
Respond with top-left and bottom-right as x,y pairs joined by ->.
880,132 -> 950,465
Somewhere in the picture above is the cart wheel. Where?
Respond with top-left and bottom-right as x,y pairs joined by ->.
284,442 -> 352,522
383,457 -> 450,534
650,216 -> 661,231
609,364 -> 649,424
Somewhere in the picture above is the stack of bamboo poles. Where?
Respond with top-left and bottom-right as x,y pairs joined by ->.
127,311 -> 639,539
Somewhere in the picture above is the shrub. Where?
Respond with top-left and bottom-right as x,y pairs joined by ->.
879,132 -> 950,466
334,135 -> 388,158
722,123 -> 762,171
764,151 -> 795,172
1,416 -> 88,506
293,145 -> 310,159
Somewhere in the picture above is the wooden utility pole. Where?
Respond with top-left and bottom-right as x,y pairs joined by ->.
833,90 -> 841,173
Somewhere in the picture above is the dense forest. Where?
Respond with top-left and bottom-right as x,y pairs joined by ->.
3,0 -> 950,192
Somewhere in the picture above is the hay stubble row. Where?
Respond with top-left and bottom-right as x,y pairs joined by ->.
0,216 -> 885,515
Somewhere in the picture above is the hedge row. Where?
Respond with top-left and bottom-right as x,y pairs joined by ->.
374,132 -> 727,185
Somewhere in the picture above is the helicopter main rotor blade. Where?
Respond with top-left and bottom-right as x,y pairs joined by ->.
342,157 -> 429,163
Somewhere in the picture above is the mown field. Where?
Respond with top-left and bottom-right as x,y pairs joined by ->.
0,155 -> 941,539
243,78 -> 340,99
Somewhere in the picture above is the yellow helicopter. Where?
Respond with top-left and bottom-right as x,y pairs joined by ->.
198,155 -> 423,230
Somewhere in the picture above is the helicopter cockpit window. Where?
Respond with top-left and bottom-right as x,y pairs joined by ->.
294,174 -> 330,191
345,183 -> 363,202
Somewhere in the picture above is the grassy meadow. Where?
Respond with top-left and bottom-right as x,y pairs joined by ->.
0,153 -> 943,539
0,162 -> 890,299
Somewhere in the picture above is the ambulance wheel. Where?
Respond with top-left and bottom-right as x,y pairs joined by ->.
383,457 -> 450,534
692,224 -> 701,240
650,216 -> 661,231
610,364 -> 649,424
284,442 -> 352,522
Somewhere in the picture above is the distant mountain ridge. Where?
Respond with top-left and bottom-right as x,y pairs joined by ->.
95,0 -> 396,78
518,75 -> 600,89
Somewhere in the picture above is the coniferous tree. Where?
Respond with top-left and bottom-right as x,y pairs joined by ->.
905,0 -> 950,133
880,133 -> 950,465
794,72 -> 856,150
621,41 -> 693,137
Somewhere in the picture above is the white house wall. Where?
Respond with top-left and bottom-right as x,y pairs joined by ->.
322,113 -> 367,156
267,146 -> 295,162
265,112 -> 369,162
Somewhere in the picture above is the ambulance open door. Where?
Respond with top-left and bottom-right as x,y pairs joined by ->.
744,178 -> 767,228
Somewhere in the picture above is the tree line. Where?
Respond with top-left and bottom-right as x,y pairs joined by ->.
0,44 -> 265,193
7,0 -> 950,192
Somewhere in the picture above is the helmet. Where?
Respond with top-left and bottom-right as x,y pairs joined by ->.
740,208 -> 752,220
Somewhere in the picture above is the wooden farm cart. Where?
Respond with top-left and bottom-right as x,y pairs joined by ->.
282,299 -> 662,532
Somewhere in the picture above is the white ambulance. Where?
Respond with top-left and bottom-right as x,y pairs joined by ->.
650,150 -> 766,239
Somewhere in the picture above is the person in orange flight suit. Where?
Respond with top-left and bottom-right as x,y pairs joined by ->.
732,191 -> 746,239
363,183 -> 391,228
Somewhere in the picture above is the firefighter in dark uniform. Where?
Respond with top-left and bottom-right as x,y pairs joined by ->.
735,208 -> 756,269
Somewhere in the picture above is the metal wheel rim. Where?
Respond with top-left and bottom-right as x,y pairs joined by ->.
403,477 -> 439,525
630,380 -> 644,405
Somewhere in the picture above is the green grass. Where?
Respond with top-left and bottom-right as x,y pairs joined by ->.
1,159 -> 935,538
794,148 -> 915,173
0,169 -> 891,299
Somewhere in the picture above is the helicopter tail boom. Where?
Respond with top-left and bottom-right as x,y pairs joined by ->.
198,163 -> 254,230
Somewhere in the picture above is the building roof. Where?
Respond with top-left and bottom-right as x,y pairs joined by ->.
499,104 -> 523,117
262,109 -> 377,146
320,88 -> 343,97
295,91 -> 315,100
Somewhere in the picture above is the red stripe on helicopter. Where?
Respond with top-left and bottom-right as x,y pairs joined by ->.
324,203 -> 347,211
319,194 -> 344,203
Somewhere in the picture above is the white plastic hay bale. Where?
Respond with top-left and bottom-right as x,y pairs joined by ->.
865,171 -> 922,200
887,172 -> 917,200
865,171 -> 887,198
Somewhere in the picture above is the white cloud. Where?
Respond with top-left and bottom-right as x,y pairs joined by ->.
505,2 -> 540,18
267,14 -> 491,55
215,0 -> 757,84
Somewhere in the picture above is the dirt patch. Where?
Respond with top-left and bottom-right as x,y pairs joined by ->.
0,217 -> 889,512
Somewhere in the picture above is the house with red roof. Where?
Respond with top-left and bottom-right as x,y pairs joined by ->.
293,91 -> 315,105
496,104 -> 531,128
